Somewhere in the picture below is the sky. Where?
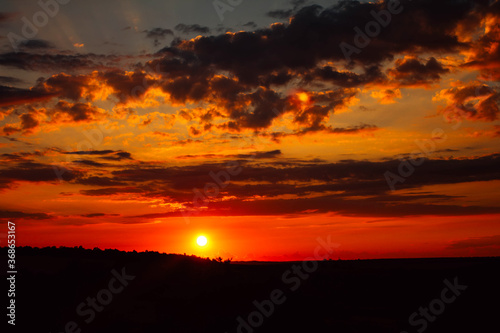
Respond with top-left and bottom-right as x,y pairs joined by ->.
0,0 -> 499,260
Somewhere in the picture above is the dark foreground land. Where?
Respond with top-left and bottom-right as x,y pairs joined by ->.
3,247 -> 499,333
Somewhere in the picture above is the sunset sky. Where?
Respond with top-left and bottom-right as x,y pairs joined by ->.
0,0 -> 499,260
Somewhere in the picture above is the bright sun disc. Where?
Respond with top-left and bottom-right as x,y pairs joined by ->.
297,92 -> 309,103
197,236 -> 208,246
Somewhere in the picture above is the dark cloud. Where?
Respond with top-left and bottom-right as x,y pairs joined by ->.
1,107 -> 43,135
447,235 -> 500,250
37,72 -> 91,101
143,28 -> 174,47
64,150 -> 133,163
231,87 -> 288,129
18,39 -> 55,50
2,125 -> 20,135
38,70 -> 155,103
73,159 -> 106,167
167,0 -> 476,86
99,70 -> 157,102
239,150 -> 282,159
0,150 -> 495,218
172,138 -> 203,146
434,148 -> 460,153
0,136 -> 31,145
176,150 -> 282,160
174,24 -> 210,34
1,153 -> 27,161
64,150 -> 117,155
267,0 -> 308,19
0,161 -> 80,184
80,213 -> 120,218
143,27 -> 174,38
0,12 -> 16,22
75,153 -> 500,218
388,57 -> 450,86
0,151 -> 45,160
327,124 -> 378,134
0,85 -> 56,107
131,194 -> 500,219
0,52 -> 121,73
101,151 -> 133,161
80,187 -> 145,196
242,22 -> 257,28
188,195 -> 500,218
267,9 -> 293,19
19,112 -> 39,132
161,75 -> 210,104
304,65 -> 385,88
261,124 -> 378,143
0,210 -> 51,220
50,101 -> 104,123
0,76 -> 24,85
76,176 -> 127,186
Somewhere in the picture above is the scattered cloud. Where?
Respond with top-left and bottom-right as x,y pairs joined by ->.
447,235 -> 500,250
388,57 -> 450,87
18,39 -> 55,50
143,28 -> 174,46
434,82 -> 500,122
174,24 -> 210,34
0,210 -> 51,220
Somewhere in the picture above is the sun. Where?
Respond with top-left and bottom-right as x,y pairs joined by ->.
297,92 -> 309,103
196,235 -> 208,247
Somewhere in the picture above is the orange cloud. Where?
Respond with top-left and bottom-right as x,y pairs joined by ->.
370,89 -> 402,105
434,81 -> 500,122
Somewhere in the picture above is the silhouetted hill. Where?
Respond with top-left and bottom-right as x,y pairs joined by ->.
2,247 -> 499,332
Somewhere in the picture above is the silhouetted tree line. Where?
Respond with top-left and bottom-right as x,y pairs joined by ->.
1,246 -> 232,264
